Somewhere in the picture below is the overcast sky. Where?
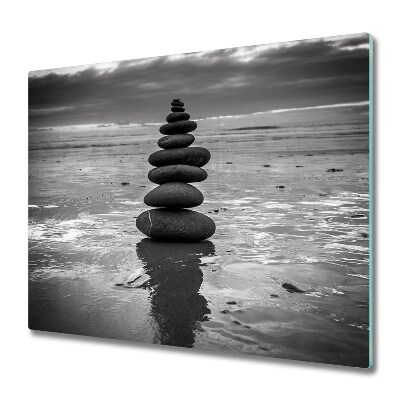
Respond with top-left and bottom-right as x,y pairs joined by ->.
28,33 -> 370,129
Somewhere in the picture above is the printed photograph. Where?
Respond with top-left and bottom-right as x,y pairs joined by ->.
28,32 -> 372,367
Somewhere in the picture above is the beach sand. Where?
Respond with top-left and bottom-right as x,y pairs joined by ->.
28,122 -> 370,367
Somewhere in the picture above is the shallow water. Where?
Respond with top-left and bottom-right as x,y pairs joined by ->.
29,122 -> 370,367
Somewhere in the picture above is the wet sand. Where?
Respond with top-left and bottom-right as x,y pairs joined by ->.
28,123 -> 370,367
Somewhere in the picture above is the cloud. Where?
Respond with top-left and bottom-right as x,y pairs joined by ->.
28,33 -> 369,128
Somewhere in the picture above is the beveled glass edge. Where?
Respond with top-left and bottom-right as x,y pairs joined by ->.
369,33 -> 374,369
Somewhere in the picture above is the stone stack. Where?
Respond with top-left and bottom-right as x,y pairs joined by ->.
136,99 -> 215,242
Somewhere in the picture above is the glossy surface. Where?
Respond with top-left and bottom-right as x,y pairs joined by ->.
29,121 -> 369,366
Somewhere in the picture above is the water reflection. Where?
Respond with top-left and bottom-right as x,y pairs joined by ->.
136,238 -> 215,348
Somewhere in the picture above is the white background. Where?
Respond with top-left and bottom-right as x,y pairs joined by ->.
1,1 -> 397,398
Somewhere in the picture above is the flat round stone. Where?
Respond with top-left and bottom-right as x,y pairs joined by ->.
149,147 -> 211,168
171,100 -> 184,107
166,112 -> 190,123
159,120 -> 197,135
136,209 -> 216,242
171,106 -> 185,112
158,134 -> 195,149
144,182 -> 203,208
148,165 -> 207,184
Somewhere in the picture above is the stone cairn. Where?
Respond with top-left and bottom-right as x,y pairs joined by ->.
136,99 -> 215,242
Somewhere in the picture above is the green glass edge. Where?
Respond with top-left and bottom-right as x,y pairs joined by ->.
369,33 -> 374,368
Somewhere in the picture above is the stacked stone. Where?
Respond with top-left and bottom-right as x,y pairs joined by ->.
136,99 -> 215,242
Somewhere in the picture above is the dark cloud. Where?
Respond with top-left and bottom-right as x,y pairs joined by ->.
28,33 -> 370,128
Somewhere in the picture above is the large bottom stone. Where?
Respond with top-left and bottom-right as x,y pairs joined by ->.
136,209 -> 216,242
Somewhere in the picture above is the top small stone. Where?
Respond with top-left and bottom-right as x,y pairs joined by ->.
171,100 -> 184,107
172,98 -> 181,102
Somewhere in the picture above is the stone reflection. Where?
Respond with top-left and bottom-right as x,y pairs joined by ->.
136,238 -> 215,348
